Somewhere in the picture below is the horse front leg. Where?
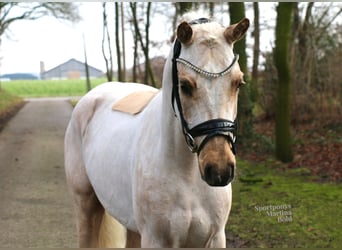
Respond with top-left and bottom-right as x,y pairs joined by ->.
208,231 -> 227,248
139,223 -> 227,248
141,234 -> 172,248
140,227 -> 183,248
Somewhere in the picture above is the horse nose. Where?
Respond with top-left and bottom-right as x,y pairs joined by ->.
204,162 -> 235,186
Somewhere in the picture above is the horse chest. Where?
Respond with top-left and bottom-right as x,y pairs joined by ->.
135,174 -> 230,247
185,207 -> 225,247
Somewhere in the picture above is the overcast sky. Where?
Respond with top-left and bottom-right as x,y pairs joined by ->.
0,2 -> 277,77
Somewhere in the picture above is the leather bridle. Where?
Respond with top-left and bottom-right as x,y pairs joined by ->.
171,18 -> 239,155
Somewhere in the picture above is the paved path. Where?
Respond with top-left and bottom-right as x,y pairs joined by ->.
0,98 -> 77,247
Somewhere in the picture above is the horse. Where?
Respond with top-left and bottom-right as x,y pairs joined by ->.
64,14 -> 249,248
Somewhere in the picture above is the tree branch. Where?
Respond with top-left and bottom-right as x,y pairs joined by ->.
0,2 -> 81,37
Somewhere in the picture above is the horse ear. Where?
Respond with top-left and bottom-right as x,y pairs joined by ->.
177,21 -> 194,45
224,18 -> 250,44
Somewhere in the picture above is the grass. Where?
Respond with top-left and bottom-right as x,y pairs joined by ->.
0,89 -> 25,131
0,90 -> 24,116
1,78 -> 108,97
227,158 -> 342,248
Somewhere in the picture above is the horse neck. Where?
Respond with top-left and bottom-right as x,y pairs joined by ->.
160,56 -> 196,166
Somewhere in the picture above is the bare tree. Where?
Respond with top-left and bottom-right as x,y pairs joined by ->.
114,2 -> 122,82
128,3 -> 139,83
290,2 -> 342,121
209,2 -> 215,17
177,2 -> 193,16
83,34 -> 91,92
0,2 -> 80,38
120,3 -> 126,81
252,2 -> 260,86
102,2 -> 113,82
0,2 -> 80,89
260,2 -> 342,125
144,3 -> 153,85
129,2 -> 156,87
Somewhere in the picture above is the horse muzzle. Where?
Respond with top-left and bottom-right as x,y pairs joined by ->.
202,162 -> 235,186
198,136 -> 236,187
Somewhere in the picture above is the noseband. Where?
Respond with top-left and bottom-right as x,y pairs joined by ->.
171,18 -> 238,155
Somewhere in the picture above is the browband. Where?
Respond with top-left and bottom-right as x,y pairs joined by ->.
171,18 -> 239,154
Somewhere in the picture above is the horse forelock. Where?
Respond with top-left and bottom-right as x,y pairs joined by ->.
181,23 -> 235,75
179,11 -> 211,23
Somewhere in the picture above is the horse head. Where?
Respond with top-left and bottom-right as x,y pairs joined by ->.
172,17 -> 249,186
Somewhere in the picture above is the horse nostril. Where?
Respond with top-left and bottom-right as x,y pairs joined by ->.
204,164 -> 216,181
203,162 -> 235,186
204,163 -> 222,186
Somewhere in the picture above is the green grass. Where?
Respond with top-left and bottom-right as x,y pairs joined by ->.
2,78 -> 108,97
227,158 -> 342,248
0,90 -> 24,115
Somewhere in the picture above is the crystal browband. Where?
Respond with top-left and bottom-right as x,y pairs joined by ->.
176,54 -> 239,78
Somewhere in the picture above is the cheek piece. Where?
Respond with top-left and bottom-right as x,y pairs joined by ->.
171,18 -> 238,155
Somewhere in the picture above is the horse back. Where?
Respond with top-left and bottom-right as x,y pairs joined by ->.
65,82 -> 158,230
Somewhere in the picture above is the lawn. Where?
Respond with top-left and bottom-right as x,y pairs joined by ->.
0,90 -> 23,111
227,158 -> 342,248
0,90 -> 25,131
1,78 -> 108,97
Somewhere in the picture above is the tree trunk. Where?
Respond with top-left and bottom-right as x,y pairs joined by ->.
101,2 -> 113,82
132,31 -> 138,83
83,34 -> 91,92
252,2 -> 260,86
144,3 -> 152,85
129,2 -> 156,87
120,3 -> 126,81
297,2 -> 314,92
177,2 -> 193,16
130,3 -> 138,83
115,2 -> 122,82
274,2 -> 294,162
228,2 -> 254,143
209,2 -> 215,18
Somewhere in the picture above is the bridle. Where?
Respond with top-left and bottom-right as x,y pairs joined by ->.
171,18 -> 239,155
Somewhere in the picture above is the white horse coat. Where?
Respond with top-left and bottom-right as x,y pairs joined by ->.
65,16 -> 249,248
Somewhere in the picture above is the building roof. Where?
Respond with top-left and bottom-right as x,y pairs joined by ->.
41,58 -> 104,79
1,73 -> 38,80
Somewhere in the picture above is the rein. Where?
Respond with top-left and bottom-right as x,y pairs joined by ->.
171,18 -> 238,154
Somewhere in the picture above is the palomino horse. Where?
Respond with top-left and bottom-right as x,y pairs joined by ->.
65,15 -> 249,248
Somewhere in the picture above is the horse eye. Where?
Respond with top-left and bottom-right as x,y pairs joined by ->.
180,80 -> 193,97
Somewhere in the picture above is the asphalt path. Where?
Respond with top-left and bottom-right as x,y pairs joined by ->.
0,98 -> 77,247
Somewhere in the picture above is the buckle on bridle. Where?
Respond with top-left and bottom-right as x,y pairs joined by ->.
184,132 -> 198,153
